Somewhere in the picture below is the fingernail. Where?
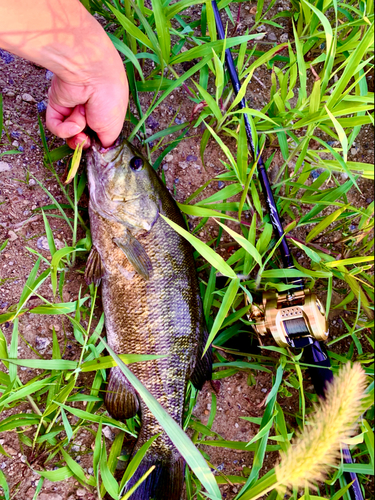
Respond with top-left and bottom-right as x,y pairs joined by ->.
78,104 -> 86,116
70,123 -> 82,135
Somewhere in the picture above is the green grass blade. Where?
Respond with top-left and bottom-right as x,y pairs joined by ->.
203,278 -> 240,356
160,214 -> 236,278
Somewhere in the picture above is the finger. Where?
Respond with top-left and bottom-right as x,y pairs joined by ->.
87,83 -> 129,148
46,103 -> 87,139
66,132 -> 91,150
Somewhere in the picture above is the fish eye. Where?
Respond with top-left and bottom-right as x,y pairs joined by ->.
130,157 -> 144,171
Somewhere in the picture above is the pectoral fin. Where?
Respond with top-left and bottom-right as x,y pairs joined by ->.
114,231 -> 153,280
84,247 -> 104,286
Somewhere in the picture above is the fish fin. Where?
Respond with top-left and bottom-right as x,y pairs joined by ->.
113,232 -> 152,280
124,453 -> 184,500
84,246 -> 104,286
105,366 -> 140,420
190,327 -> 213,390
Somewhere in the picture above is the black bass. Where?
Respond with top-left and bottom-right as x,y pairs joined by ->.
85,137 -> 212,500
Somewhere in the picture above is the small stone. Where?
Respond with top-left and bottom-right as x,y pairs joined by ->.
218,181 -> 225,189
46,70 -> 54,80
350,147 -> 357,155
12,140 -> 19,147
280,33 -> 289,43
5,91 -> 15,97
102,426 -> 114,441
76,489 -> 87,497
186,155 -> 198,162
250,5 -> 257,13
37,236 -> 50,251
55,239 -> 65,250
28,178 -> 36,186
0,49 -> 14,64
179,161 -> 188,170
37,101 -> 47,113
71,445 -> 80,452
256,24 -> 266,32
8,230 -> 18,241
311,168 -> 323,179
38,495 -> 63,500
3,445 -> 17,455
35,336 -> 50,351
162,164 -> 168,171
22,93 -> 36,103
268,32 -> 277,42
165,154 -> 174,162
0,161 -> 11,172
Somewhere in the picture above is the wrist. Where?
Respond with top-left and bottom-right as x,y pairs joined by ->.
38,16 -> 122,86
0,0 -> 124,86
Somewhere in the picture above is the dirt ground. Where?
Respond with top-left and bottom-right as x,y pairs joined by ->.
0,4 -> 374,500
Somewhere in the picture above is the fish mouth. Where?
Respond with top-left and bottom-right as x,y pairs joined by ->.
91,133 -> 126,154
88,134 -> 128,178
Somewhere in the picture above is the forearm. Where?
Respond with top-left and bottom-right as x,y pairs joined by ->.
0,0 -> 121,84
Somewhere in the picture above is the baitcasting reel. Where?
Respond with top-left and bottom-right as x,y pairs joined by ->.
249,289 -> 329,349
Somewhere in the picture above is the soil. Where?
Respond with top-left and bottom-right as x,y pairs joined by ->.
0,4 -> 374,500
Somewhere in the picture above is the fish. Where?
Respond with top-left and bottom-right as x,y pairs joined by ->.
85,137 -> 212,500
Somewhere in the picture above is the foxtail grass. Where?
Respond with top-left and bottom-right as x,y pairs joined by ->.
276,362 -> 367,491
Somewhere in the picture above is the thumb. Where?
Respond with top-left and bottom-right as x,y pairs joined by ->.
46,102 -> 87,139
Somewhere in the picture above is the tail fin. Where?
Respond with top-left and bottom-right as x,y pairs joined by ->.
123,454 -> 184,500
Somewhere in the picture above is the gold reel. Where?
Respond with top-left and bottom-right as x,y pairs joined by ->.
250,289 -> 329,348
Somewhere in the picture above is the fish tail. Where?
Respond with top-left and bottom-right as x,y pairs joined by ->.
124,453 -> 184,500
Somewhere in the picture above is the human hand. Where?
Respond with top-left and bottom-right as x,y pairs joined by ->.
0,0 -> 128,150
46,68 -> 128,150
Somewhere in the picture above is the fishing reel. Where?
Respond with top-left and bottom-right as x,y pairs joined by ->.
250,289 -> 329,349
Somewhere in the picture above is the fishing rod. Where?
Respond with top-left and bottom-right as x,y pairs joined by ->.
211,3 -> 364,499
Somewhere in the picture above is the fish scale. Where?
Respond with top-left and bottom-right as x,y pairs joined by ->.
86,138 -> 212,500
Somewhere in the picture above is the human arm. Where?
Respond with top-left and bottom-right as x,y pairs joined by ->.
0,0 -> 128,148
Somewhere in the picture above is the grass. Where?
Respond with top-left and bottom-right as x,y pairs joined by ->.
0,0 -> 374,498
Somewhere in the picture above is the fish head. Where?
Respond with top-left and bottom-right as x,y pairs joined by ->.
87,136 -> 160,232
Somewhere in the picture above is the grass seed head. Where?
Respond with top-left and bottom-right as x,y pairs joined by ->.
276,362 -> 367,490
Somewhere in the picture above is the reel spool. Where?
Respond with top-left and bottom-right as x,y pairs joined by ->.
250,289 -> 329,348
